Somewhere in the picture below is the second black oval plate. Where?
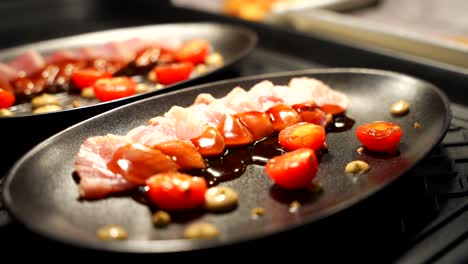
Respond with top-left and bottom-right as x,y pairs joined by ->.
2,68 -> 451,254
0,22 -> 257,176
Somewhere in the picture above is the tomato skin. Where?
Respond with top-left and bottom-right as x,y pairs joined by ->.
93,77 -> 136,102
71,68 -> 112,89
153,140 -> 206,170
175,39 -> 210,64
319,104 -> 345,115
217,114 -> 254,147
236,111 -> 275,141
265,148 -> 318,190
293,101 -> 330,126
266,104 -> 302,132
0,88 -> 15,108
107,143 -> 179,185
146,172 -> 207,211
190,126 -> 225,157
278,122 -> 326,151
153,62 -> 193,85
356,121 -> 402,153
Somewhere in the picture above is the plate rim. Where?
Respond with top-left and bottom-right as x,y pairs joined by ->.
2,67 -> 452,253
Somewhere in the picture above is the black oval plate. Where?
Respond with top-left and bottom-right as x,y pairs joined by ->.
2,68 -> 451,253
0,22 -> 257,117
0,22 -> 257,176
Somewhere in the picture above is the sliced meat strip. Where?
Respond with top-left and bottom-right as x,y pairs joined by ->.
126,125 -> 177,148
9,50 -> 45,77
0,63 -> 18,82
74,134 -> 137,199
288,77 -> 350,109
44,50 -> 81,64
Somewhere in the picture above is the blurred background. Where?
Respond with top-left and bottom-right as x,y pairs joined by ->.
3,0 -> 467,68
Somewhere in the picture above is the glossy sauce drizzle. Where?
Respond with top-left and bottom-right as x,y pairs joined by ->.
131,114 -> 355,204
191,114 -> 355,187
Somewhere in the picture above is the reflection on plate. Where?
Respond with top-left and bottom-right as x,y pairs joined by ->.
3,68 -> 451,253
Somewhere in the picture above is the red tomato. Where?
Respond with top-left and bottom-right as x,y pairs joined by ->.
146,172 -> 207,211
72,68 -> 112,89
217,114 -> 254,147
356,121 -> 402,153
236,111 -> 275,141
190,126 -> 226,157
153,62 -> 193,85
107,143 -> 179,185
175,39 -> 210,64
292,101 -> 330,126
93,77 -> 136,102
153,140 -> 206,170
265,148 -> 319,190
278,122 -> 326,151
319,104 -> 345,115
266,104 -> 302,132
0,88 -> 15,108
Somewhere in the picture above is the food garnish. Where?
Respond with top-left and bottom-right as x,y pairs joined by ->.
96,225 -> 128,240
345,160 -> 370,175
152,210 -> 171,228
390,99 -> 410,116
204,186 -> 239,212
184,222 -> 220,239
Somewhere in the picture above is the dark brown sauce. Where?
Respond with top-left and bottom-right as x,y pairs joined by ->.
326,114 -> 355,133
77,114 -> 354,205
189,114 -> 355,187
191,137 -> 286,186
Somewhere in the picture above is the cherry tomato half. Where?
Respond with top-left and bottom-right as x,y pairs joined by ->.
265,148 -> 319,190
0,88 -> 15,108
71,68 -> 112,90
266,104 -> 302,132
107,143 -> 179,185
93,77 -> 136,102
153,62 -> 194,85
355,121 -> 402,153
190,126 -> 226,157
174,39 -> 210,64
278,122 -> 326,151
146,172 -> 207,211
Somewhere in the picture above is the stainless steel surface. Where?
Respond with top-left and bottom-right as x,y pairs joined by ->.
265,1 -> 468,70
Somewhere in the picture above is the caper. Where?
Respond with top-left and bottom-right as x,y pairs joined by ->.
72,100 -> 81,108
96,225 -> 128,240
289,201 -> 301,213
147,71 -> 156,82
0,108 -> 13,117
81,87 -> 95,99
152,83 -> 164,90
390,100 -> 410,116
194,64 -> 208,75
31,93 -> 59,108
152,210 -> 171,227
32,104 -> 62,114
356,146 -> 365,154
204,186 -> 239,212
184,222 -> 220,239
136,83 -> 149,94
251,207 -> 265,219
345,160 -> 370,175
206,52 -> 224,67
